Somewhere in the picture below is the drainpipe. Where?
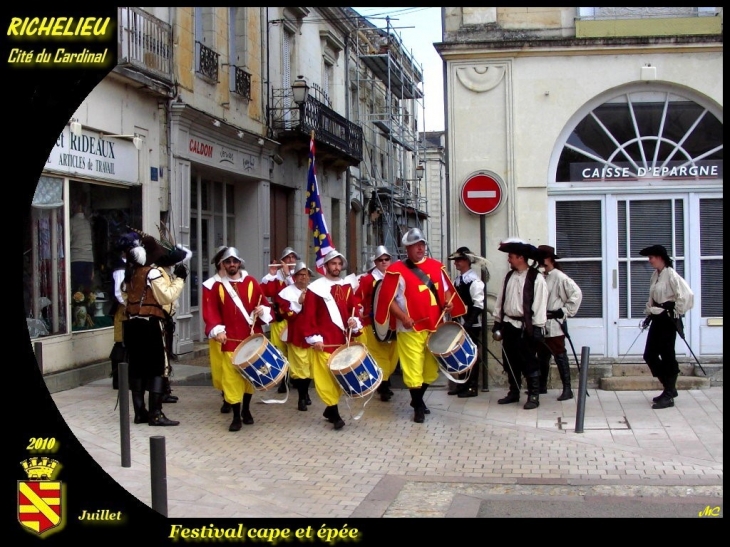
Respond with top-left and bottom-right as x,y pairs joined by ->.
441,7 -> 454,255
344,19 -> 356,271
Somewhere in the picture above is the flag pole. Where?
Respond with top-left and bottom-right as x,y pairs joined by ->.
305,131 -> 314,272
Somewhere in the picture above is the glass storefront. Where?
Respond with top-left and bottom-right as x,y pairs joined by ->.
24,177 -> 141,338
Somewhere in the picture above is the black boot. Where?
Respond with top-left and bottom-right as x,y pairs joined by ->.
220,391 -> 232,413
447,375 -> 467,395
303,378 -> 312,405
498,368 -> 521,404
420,383 -> 431,413
653,375 -> 679,402
228,403 -> 242,431
330,405 -> 345,430
131,378 -> 149,424
410,388 -> 425,423
148,377 -> 179,426
162,376 -> 178,403
294,379 -> 308,411
458,364 -> 479,398
652,374 -> 677,409
523,374 -> 540,410
278,371 -> 288,393
555,352 -> 574,401
242,393 -> 254,425
323,405 -> 335,422
378,379 -> 393,401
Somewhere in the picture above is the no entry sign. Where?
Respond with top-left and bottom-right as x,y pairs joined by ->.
460,173 -> 503,215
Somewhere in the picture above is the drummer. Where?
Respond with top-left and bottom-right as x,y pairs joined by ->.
373,228 -> 467,423
202,247 -> 273,432
355,245 -> 399,402
261,246 -> 300,393
276,260 -> 314,411
299,249 -> 362,430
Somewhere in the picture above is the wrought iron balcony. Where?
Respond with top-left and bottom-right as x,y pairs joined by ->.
117,7 -> 173,84
270,88 -> 363,168
196,41 -> 219,83
231,66 -> 252,100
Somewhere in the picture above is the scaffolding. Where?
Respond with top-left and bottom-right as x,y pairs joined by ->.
352,16 -> 427,265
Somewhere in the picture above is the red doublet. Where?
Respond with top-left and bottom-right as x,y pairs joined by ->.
354,272 -> 376,327
374,258 -> 467,332
202,275 -> 271,353
276,290 -> 307,348
260,276 -> 285,298
300,279 -> 360,350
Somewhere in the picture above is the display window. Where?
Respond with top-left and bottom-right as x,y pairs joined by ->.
24,177 -> 141,337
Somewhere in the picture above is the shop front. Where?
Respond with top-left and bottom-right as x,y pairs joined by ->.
25,126 -> 142,374
169,105 -> 271,351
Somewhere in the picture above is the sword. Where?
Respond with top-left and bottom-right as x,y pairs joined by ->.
670,315 -> 707,376
619,321 -> 647,364
559,319 -> 581,373
539,325 -> 589,397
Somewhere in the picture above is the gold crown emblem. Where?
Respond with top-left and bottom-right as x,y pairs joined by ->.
21,457 -> 59,481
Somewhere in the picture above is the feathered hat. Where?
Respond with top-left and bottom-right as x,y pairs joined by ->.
448,246 -> 491,283
498,237 -> 538,262
129,225 -> 192,267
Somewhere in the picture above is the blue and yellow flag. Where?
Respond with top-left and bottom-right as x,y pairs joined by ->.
305,136 -> 334,274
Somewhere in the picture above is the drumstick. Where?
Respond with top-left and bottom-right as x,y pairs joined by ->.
250,295 -> 262,336
436,292 -> 457,325
346,307 -> 356,346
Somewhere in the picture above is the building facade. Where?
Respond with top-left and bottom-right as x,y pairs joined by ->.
438,7 -> 723,360
25,7 -> 436,378
24,7 -> 174,374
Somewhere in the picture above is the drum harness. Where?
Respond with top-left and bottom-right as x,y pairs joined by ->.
403,259 -> 443,311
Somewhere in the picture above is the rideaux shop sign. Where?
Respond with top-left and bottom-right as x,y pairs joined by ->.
46,127 -> 139,184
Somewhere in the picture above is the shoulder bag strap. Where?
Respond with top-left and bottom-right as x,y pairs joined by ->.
403,259 -> 442,308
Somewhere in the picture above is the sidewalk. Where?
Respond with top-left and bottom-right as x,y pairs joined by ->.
49,362 -> 723,518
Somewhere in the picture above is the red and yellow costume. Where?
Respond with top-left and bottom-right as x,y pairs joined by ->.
374,258 -> 467,388
355,269 -> 398,385
260,271 -> 291,358
300,277 -> 361,406
202,272 -> 272,405
276,284 -> 311,381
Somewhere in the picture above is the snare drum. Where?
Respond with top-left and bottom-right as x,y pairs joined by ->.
328,343 -> 383,398
231,334 -> 289,391
427,322 -> 477,379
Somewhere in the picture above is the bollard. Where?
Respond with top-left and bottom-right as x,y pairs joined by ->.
118,362 -> 131,468
150,436 -> 168,516
574,346 -> 590,433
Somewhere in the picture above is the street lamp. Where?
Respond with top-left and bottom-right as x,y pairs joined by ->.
291,76 -> 310,104
415,163 -> 425,180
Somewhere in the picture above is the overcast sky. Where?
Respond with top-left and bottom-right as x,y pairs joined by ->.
351,7 -> 445,132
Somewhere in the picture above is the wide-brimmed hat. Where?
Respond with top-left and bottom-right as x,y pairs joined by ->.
371,245 -> 392,261
639,244 -> 672,266
141,236 -> 190,267
448,246 -> 474,262
280,246 -> 300,261
322,249 -> 347,269
498,237 -> 538,260
401,227 -> 427,247
219,247 -> 245,267
536,245 -> 561,261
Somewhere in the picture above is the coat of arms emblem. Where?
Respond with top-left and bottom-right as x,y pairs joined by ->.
18,457 -> 65,536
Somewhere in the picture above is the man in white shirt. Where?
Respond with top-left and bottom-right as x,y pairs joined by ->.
492,238 -> 548,409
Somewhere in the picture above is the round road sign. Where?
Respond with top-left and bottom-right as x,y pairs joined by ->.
460,173 -> 503,215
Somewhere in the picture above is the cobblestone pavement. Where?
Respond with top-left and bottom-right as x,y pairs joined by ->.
51,375 -> 722,518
